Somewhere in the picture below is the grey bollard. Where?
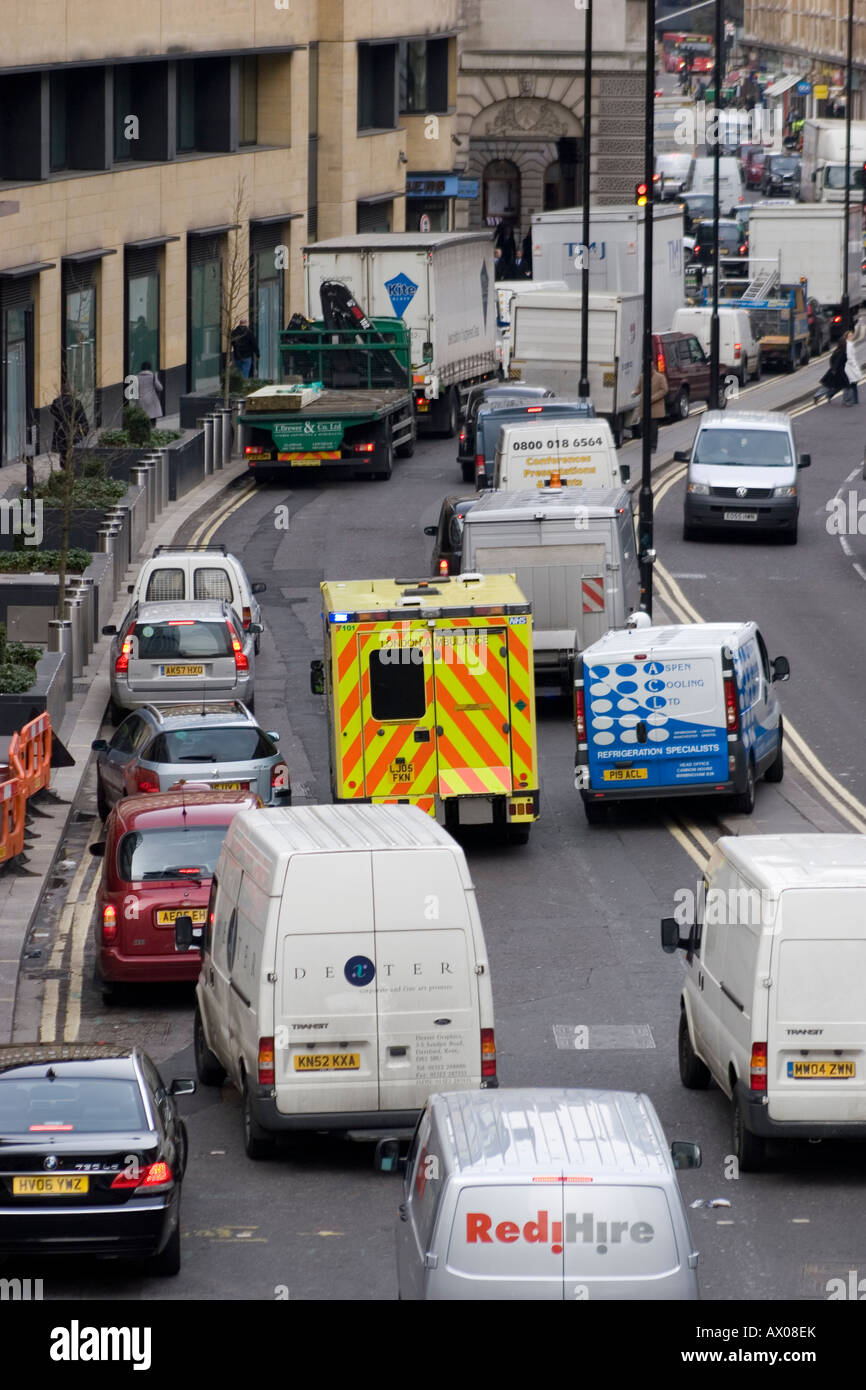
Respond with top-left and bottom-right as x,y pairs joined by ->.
48,619 -> 74,701
198,417 -> 214,475
141,461 -> 157,525
97,527 -> 117,593
106,507 -> 130,570
208,413 -> 221,471
66,597 -> 84,678
68,582 -> 91,661
80,576 -> 96,655
220,406 -> 233,464
129,468 -> 149,554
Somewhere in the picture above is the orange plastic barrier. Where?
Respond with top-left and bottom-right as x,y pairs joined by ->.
0,769 -> 26,864
10,712 -> 52,798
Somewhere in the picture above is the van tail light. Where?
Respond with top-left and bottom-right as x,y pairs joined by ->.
833,314 -> 842,325
270,762 -> 290,792
242,605 -> 252,629
115,634 -> 134,675
102,904 -> 118,944
734,342 -> 742,357
481,1027 -> 497,1079
723,673 -> 740,732
134,772 -> 160,793
656,349 -> 667,375
227,622 -> 249,673
574,684 -> 586,741
258,1037 -> 275,1085
111,1160 -> 173,1192
438,558 -> 449,576
475,453 -> 486,480
459,430 -> 466,444
750,1042 -> 768,1092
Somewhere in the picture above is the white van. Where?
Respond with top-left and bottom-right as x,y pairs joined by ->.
377,1088 -> 702,1300
663,834 -> 866,1171
672,306 -> 761,386
193,803 -> 496,1157
462,488 -> 641,696
493,417 -> 628,491
128,546 -> 267,651
687,157 -> 746,217
575,621 -> 790,823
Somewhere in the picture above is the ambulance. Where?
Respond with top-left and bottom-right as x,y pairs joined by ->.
310,574 -> 539,843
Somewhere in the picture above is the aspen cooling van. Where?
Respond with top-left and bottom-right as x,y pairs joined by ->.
462,489 -> 640,696
311,574 -> 539,842
662,834 -> 866,1171
492,416 -> 628,490
193,803 -> 497,1157
377,1088 -> 702,1300
575,622 -> 790,822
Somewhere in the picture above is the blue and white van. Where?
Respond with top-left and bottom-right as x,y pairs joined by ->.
574,622 -> 790,823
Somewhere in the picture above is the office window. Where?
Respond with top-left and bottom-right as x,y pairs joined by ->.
188,237 -> 223,392
126,263 -> 160,377
357,43 -> 397,131
50,72 -> 68,171
177,62 -> 196,152
239,56 -> 258,146
398,38 -> 448,115
64,272 -> 97,426
113,66 -> 133,161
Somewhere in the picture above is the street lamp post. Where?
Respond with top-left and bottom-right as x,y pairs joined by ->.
842,0 -> 854,332
639,0 -> 656,616
709,0 -> 725,410
579,0 -> 593,398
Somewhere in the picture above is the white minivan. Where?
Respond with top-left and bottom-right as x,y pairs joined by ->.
193,803 -> 497,1157
672,306 -> 761,386
128,545 -> 267,651
687,157 -> 746,217
663,834 -> 866,1171
377,1088 -> 702,1300
492,417 -> 628,491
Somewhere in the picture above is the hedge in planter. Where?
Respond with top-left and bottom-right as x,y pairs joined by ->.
0,622 -> 40,695
0,548 -> 92,574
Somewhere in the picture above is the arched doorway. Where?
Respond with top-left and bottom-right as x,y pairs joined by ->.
483,159 -> 521,224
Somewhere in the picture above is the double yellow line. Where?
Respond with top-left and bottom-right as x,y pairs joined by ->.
188,478 -> 257,548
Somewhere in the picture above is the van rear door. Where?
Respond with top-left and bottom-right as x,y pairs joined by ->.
469,538 -> 607,657
584,647 -> 728,790
373,848 -> 480,1111
274,851 -> 379,1115
431,622 -> 514,798
355,624 -> 439,808
561,1183 -> 691,1300
767,888 -> 866,1124
444,1184 -> 565,1299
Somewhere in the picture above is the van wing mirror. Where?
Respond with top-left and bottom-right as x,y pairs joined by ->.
619,462 -> 631,483
89,842 -> 106,857
771,654 -> 791,682
673,449 -> 690,463
310,659 -> 324,696
247,622 -> 264,635
798,453 -> 811,468
168,1078 -> 196,1097
251,582 -> 267,595
375,1136 -> 409,1174
670,1140 -> 702,1171
174,914 -> 201,953
423,525 -> 438,536
661,916 -> 691,954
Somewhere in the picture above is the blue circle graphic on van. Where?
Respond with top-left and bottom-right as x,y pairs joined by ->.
644,661 -> 665,675
646,679 -> 665,693
591,665 -> 609,678
345,955 -> 375,987
646,695 -> 667,709
615,664 -> 637,676
616,680 -> 638,694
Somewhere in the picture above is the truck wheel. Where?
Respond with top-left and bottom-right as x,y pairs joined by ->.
751,358 -> 762,382
504,824 -> 531,846
678,1012 -> 710,1090
764,730 -> 784,784
733,758 -> 756,815
194,1007 -> 226,1087
732,1096 -> 765,1172
611,417 -> 624,449
372,430 -> 393,481
96,773 -> 110,822
440,389 -> 459,439
460,459 -> 475,483
242,1076 -> 276,1160
395,416 -> 416,459
583,799 -> 607,825
674,387 -> 690,420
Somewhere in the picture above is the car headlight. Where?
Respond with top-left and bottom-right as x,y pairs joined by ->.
688,482 -> 710,495
772,486 -> 797,497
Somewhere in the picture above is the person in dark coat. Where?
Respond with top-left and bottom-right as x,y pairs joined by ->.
230,319 -> 260,378
510,246 -> 531,278
50,383 -> 89,460
495,220 -> 517,270
521,231 -> 533,275
815,338 -> 848,403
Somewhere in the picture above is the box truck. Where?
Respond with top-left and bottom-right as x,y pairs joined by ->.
530,204 -> 685,333
800,117 -> 866,203
746,203 -> 862,326
509,289 -> 642,446
304,233 -> 498,437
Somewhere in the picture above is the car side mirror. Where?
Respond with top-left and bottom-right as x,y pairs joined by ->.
102,624 -> 117,636
247,622 -> 263,635
772,654 -> 791,682
375,1136 -> 408,1174
91,738 -> 109,752
661,916 -> 690,953
619,462 -> 630,482
174,914 -> 201,953
423,525 -> 437,536
670,1140 -> 702,1171
673,449 -> 690,463
251,582 -> 267,595
89,842 -> 106,857
127,584 -> 134,594
310,659 -> 324,695
168,1078 -> 196,1097
798,453 -> 811,468
266,731 -> 280,742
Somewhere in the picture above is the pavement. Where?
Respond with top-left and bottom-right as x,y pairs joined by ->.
0,353 -> 849,1042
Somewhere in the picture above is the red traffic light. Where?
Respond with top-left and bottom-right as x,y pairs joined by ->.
635,181 -> 649,207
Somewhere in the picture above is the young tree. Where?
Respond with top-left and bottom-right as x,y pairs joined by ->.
222,177 -> 251,407
47,382 -> 91,615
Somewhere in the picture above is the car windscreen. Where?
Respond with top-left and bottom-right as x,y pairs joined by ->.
769,158 -> 799,173
825,165 -> 866,189
693,429 -> 793,466
0,1075 -> 148,1134
150,727 -> 275,763
117,825 -> 231,881
134,620 -> 232,659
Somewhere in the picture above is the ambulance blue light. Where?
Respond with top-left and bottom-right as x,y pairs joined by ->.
329,611 -> 350,623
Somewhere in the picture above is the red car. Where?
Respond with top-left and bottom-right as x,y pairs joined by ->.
92,789 -> 259,1000
743,147 -> 768,189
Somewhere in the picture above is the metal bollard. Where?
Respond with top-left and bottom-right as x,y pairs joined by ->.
80,575 -> 96,656
96,527 -> 117,593
66,597 -> 84,678
68,582 -> 92,662
220,406 -> 233,464
105,506 -> 130,570
48,619 -> 74,701
208,413 -> 222,470
129,467 -> 149,555
198,417 -> 214,475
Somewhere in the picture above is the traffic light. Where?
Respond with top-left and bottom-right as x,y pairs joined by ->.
635,181 -> 649,207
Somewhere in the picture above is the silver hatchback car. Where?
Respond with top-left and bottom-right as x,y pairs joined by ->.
91,702 -> 290,818
103,600 -> 259,722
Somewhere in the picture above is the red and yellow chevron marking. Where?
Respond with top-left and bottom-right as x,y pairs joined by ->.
504,618 -> 538,808
357,627 -> 438,801
432,622 -> 512,796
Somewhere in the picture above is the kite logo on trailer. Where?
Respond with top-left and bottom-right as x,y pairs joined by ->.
384,273 -> 418,318
466,1209 -> 655,1254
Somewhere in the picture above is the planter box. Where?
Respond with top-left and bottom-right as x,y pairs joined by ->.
179,389 -> 268,430
0,650 -> 66,736
72,445 -> 154,485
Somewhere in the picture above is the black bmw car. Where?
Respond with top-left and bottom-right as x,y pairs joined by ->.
0,1044 -> 194,1275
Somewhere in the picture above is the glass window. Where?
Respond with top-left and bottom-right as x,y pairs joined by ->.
255,248 -> 282,382
357,43 -> 397,130
117,826 -> 231,880
688,338 -> 706,363
134,619 -> 232,659
0,1076 -> 147,1134
177,62 -> 196,152
113,66 -> 133,161
110,716 -> 141,754
368,649 -> 426,721
693,428 -> 793,466
2,309 -> 27,465
193,568 -> 233,602
127,273 -> 159,376
50,72 -> 68,171
189,259 -> 222,392
145,568 -> 185,602
151,726 -> 275,762
399,41 -> 427,114
64,285 -> 96,425
239,56 -> 258,146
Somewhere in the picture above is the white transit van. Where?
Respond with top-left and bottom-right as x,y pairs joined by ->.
462,488 -> 641,696
127,545 -> 267,651
687,157 -> 745,217
377,1088 -> 702,1300
574,621 -> 790,823
672,306 -> 761,386
662,834 -> 866,1171
492,417 -> 629,491
193,803 -> 497,1157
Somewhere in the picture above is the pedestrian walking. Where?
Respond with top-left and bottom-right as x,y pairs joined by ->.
521,230 -> 533,275
843,329 -> 862,406
632,366 -> 669,451
511,245 -> 531,279
814,337 -> 847,403
230,318 -> 260,379
49,381 -> 89,461
136,361 -> 163,426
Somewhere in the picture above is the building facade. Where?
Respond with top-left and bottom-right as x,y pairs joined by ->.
0,0 -> 459,463
454,0 -> 646,245
742,0 -> 866,122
